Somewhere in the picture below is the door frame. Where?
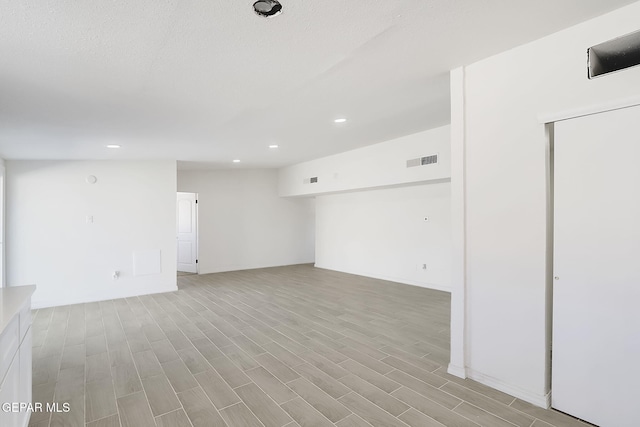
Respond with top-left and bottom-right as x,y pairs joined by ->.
177,191 -> 199,274
541,98 -> 640,408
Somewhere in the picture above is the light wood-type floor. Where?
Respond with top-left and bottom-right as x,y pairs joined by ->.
28,264 -> 591,427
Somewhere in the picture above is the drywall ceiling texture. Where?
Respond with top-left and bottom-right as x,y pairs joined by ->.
0,0 -> 636,168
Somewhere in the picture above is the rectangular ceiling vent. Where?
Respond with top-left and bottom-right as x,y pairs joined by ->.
407,154 -> 438,168
303,177 -> 318,184
588,29 -> 640,79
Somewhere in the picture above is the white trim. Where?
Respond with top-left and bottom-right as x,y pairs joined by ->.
467,368 -> 551,409
313,264 -> 452,293
0,159 -> 5,288
31,285 -> 178,309
447,363 -> 467,379
449,66 -> 467,378
195,192 -> 199,275
538,95 -> 640,124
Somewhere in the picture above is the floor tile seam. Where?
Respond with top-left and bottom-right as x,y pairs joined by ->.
112,298 -> 166,427
385,372 -> 469,413
189,297 -> 353,425
507,402 -> 588,427
285,385 -> 353,424
335,362 -> 403,395
127,295 -> 199,427
217,401 -> 269,427
378,345 -> 441,370
150,406 -> 193,427
239,359 -> 302,400
440,381 -> 540,424
190,287 -> 353,346
337,373 -> 415,421
48,305 -> 77,427
143,298 -> 259,425
83,412 -> 119,426
337,390 -> 412,427
278,392 -> 342,427
433,368 -> 530,414
452,399 -> 522,427
222,362 -> 298,425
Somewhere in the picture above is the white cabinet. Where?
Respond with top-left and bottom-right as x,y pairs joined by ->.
19,327 -> 32,420
0,352 -> 21,427
0,286 -> 35,427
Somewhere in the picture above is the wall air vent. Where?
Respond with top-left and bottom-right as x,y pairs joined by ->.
588,29 -> 640,79
303,177 -> 318,184
407,154 -> 438,168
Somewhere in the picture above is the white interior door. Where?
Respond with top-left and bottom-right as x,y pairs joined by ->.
553,105 -> 640,427
177,192 -> 198,273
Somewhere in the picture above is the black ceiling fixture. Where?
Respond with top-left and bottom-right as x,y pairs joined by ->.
253,0 -> 282,18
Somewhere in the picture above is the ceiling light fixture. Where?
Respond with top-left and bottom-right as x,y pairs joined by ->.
233,159 -> 241,163
269,144 -> 279,149
106,144 -> 121,148
334,118 -> 347,123
253,0 -> 282,18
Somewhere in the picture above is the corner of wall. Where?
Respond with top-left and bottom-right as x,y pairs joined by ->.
449,66 -> 467,379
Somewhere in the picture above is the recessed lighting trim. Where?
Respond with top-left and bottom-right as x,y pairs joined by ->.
232,159 -> 241,163
334,118 -> 347,123
106,144 -> 121,149
268,144 -> 279,149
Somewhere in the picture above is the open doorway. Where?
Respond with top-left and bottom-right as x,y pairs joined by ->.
177,192 -> 198,274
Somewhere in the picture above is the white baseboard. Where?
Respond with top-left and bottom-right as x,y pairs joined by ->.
447,364 -> 467,379
314,264 -> 451,293
466,368 -> 551,408
31,285 -> 178,309
200,260 -> 315,275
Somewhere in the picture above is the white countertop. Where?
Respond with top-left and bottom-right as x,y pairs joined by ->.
0,285 -> 36,333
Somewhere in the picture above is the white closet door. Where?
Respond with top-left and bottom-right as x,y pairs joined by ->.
553,105 -> 640,427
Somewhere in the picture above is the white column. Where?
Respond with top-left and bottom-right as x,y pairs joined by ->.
448,67 -> 467,378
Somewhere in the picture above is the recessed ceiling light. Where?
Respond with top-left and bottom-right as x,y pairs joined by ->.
253,0 -> 282,18
334,118 -> 347,123
233,159 -> 241,163
106,144 -> 121,149
269,145 -> 279,149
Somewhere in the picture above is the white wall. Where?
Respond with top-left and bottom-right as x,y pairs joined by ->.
0,158 -> 5,288
178,169 -> 315,274
6,160 -> 177,308
278,126 -> 450,197
279,126 -> 451,292
316,183 -> 451,291
455,1 -> 640,406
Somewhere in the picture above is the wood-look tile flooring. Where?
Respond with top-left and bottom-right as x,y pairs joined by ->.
29,264 -> 590,427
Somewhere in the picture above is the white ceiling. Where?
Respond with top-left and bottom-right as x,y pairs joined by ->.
0,0 -> 635,169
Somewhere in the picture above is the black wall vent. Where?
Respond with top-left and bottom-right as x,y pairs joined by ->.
421,154 -> 438,165
407,154 -> 438,168
303,177 -> 318,184
588,29 -> 640,79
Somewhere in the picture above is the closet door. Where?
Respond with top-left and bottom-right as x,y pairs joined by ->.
553,104 -> 640,427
